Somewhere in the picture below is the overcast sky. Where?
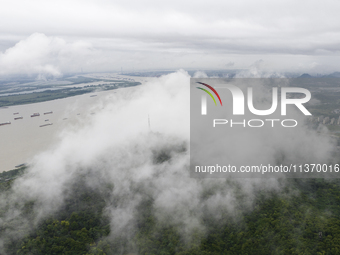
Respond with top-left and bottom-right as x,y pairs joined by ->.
1,0 -> 340,76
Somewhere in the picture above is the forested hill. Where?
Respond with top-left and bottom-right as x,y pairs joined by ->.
2,168 -> 340,254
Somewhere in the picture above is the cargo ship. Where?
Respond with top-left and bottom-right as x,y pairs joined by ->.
13,112 -> 19,115
15,163 -> 26,168
31,113 -> 40,117
0,121 -> 11,126
39,123 -> 53,127
44,111 -> 53,115
14,116 -> 23,120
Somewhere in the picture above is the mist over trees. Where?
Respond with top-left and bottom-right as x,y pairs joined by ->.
1,71 -> 339,254
2,165 -> 340,254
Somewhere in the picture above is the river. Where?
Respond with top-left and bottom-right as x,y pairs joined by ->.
0,81 -> 145,173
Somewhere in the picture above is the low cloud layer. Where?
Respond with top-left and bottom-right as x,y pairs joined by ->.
0,33 -> 95,77
0,71 -> 337,253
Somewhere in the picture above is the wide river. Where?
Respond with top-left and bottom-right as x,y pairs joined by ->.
0,78 -> 146,173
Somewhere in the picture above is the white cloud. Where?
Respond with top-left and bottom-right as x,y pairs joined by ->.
0,33 -> 95,76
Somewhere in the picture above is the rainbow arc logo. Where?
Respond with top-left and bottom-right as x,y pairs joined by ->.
196,82 -> 223,106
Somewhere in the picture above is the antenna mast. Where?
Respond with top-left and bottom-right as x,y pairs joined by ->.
148,114 -> 151,131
